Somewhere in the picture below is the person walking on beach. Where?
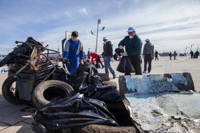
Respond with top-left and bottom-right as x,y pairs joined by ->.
155,50 -> 159,60
103,37 -> 116,79
169,52 -> 172,60
190,50 -> 194,59
174,51 -> 177,60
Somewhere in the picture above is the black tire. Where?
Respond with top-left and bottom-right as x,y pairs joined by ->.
94,73 -> 110,81
103,81 -> 117,87
2,75 -> 24,105
32,80 -> 74,110
75,63 -> 98,77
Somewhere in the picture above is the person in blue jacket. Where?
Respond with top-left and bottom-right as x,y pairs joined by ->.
63,31 -> 83,74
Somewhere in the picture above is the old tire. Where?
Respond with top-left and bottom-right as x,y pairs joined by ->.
32,80 -> 74,110
103,81 -> 117,86
2,75 -> 24,105
71,124 -> 137,133
75,64 -> 98,77
94,73 -> 110,81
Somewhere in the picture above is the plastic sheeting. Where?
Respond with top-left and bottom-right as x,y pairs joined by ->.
31,93 -> 119,133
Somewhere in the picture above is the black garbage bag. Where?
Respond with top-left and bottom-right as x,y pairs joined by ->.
31,93 -> 119,133
73,72 -> 121,103
115,48 -> 124,56
81,84 -> 122,103
34,65 -> 54,87
116,56 -> 135,73
52,66 -> 77,86
72,72 -> 89,92
17,69 -> 35,101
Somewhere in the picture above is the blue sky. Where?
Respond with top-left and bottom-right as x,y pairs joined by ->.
0,0 -> 200,55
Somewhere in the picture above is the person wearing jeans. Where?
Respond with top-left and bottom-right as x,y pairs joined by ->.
103,37 -> 116,79
104,56 -> 115,78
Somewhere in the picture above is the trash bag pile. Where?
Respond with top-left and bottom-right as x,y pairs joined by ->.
31,67 -> 129,133
0,37 -> 134,132
31,93 -> 119,133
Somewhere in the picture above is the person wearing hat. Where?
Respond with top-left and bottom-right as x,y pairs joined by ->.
63,31 -> 83,74
103,37 -> 116,79
142,38 -> 154,73
118,27 -> 143,75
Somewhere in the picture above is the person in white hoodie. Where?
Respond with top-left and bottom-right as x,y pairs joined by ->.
142,39 -> 154,73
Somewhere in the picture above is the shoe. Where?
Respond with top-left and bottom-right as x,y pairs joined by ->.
143,71 -> 146,73
101,66 -> 105,69
113,75 -> 116,79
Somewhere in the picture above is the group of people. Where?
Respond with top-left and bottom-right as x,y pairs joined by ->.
63,31 -> 116,78
63,27 -> 157,78
169,51 -> 177,60
190,50 -> 199,59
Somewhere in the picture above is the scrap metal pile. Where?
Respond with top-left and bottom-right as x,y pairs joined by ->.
119,73 -> 200,132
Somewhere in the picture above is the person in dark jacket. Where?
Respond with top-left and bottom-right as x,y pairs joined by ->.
155,50 -> 159,60
103,37 -> 116,79
169,52 -> 172,60
118,27 -> 143,75
195,50 -> 199,58
143,39 -> 154,73
173,51 -> 177,60
190,50 -> 194,59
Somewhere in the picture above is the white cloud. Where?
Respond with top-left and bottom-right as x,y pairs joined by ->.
64,11 -> 73,18
77,7 -> 91,19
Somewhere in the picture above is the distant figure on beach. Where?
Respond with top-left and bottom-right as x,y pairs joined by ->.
195,50 -> 199,58
142,38 -> 154,73
169,52 -> 172,60
190,50 -> 194,59
155,50 -> 159,60
174,51 -> 177,60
